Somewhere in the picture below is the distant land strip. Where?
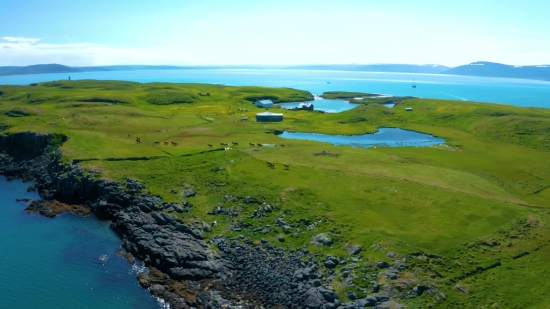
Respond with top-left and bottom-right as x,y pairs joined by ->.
1,61 -> 549,80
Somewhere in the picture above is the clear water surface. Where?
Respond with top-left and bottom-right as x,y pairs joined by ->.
0,176 -> 160,309
0,69 -> 549,108
278,99 -> 357,113
278,128 -> 445,148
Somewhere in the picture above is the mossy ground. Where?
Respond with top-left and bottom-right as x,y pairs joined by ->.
1,82 -> 550,308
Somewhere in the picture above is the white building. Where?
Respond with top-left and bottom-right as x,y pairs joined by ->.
256,112 -> 283,122
255,99 -> 274,108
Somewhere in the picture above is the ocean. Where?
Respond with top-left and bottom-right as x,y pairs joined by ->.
0,176 -> 160,309
0,69 -> 549,108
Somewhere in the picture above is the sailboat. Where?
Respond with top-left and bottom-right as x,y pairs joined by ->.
412,77 -> 417,88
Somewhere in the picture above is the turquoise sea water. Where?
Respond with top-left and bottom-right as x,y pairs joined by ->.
278,99 -> 356,113
0,69 -> 549,108
0,176 -> 160,309
278,128 -> 445,148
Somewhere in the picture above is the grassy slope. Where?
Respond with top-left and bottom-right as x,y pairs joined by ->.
1,80 -> 550,308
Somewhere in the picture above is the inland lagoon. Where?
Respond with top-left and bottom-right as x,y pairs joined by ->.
277,128 -> 445,148
278,99 -> 357,113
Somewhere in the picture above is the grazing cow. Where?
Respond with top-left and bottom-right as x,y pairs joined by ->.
284,164 -> 290,170
127,133 -> 131,137
212,221 -> 218,227
164,141 -> 168,145
232,141 -> 239,146
136,137 -> 141,144
267,162 -> 274,168
257,143 -> 263,147
280,144 -> 286,148
220,142 -> 228,146
171,142 -> 178,146
154,142 -> 160,145
208,144 -> 213,147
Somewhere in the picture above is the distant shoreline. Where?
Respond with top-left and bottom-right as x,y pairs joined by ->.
1,62 -> 549,81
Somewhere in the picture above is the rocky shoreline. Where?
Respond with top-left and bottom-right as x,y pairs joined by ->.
0,132 -> 408,309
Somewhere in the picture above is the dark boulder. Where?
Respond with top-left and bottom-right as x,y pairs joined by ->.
149,284 -> 165,297
412,285 -> 425,296
377,261 -> 390,268
184,189 -> 196,197
303,287 -> 325,309
136,272 -> 151,288
169,267 -> 213,280
324,256 -> 339,269
345,245 -> 362,256
375,292 -> 390,303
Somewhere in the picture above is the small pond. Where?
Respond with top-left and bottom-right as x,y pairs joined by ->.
278,99 -> 358,113
277,128 -> 445,148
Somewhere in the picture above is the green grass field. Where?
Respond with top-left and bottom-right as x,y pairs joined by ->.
1,82 -> 550,308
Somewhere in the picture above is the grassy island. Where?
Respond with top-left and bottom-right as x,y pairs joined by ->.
1,80 -> 550,308
321,91 -> 381,99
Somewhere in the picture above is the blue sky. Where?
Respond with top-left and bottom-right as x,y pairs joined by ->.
1,0 -> 549,66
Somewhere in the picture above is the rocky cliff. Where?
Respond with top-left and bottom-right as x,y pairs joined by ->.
0,132 -> 406,309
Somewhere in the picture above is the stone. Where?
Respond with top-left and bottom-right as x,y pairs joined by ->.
243,196 -> 258,204
412,285 -> 425,296
172,204 -> 184,213
303,287 -> 325,309
311,233 -> 333,246
365,295 -> 377,306
149,284 -> 165,296
375,292 -> 390,303
344,245 -> 362,255
347,291 -> 358,300
455,284 -> 469,294
136,272 -> 151,288
318,287 -> 338,302
277,235 -> 285,242
324,256 -> 339,269
201,221 -> 212,232
184,189 -> 196,197
377,261 -> 390,268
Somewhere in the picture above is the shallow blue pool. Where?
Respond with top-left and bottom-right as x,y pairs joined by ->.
278,99 -> 357,113
277,127 -> 445,148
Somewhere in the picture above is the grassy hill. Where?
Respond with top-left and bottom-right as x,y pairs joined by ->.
1,80 -> 550,308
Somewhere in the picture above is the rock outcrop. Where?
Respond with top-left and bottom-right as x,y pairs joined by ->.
0,132 -> 407,309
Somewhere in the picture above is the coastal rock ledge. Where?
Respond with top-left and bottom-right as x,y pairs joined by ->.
0,132 -> 406,309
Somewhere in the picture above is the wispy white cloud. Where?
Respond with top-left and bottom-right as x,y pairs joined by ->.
1,36 -> 40,43
0,37 -> 136,66
0,36 -> 196,66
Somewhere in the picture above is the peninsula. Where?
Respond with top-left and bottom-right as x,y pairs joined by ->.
1,80 -> 550,309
